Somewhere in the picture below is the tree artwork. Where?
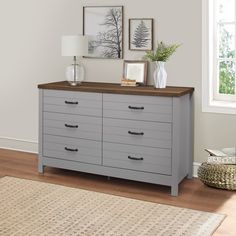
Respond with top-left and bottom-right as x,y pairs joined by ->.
97,8 -> 123,58
83,6 -> 123,59
129,19 -> 153,51
132,20 -> 150,48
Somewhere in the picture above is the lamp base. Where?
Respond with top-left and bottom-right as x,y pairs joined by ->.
65,62 -> 84,86
68,81 -> 82,86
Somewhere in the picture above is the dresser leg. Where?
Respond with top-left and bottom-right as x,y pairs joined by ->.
171,184 -> 178,197
187,172 -> 193,179
38,162 -> 44,173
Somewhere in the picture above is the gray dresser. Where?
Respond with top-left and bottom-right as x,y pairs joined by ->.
38,81 -> 194,196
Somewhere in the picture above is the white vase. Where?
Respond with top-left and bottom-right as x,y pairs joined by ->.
153,61 -> 167,88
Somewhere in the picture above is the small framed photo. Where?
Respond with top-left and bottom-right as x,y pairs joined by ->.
129,18 -> 153,51
123,60 -> 148,85
83,6 -> 123,59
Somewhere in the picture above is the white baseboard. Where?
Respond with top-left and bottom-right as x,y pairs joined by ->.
0,137 -> 38,153
0,136 -> 201,177
193,162 -> 201,177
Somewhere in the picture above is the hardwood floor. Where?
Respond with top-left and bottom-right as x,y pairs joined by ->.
0,148 -> 235,235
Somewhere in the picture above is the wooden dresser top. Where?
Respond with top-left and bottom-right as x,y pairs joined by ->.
38,81 -> 194,97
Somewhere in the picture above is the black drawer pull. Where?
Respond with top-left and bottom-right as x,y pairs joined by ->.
128,156 -> 144,161
128,105 -> 144,110
65,124 -> 78,128
65,101 -> 78,105
65,147 -> 78,152
128,131 -> 144,136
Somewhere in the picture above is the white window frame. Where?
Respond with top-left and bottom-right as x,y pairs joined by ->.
202,0 -> 236,114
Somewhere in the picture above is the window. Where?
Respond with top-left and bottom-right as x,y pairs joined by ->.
202,0 -> 236,114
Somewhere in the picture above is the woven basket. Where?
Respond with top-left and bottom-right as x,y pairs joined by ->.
198,162 -> 236,190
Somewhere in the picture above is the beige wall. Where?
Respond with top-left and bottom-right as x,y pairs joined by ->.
0,0 -> 235,162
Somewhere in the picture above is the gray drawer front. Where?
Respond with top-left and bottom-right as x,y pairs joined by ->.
43,90 -> 102,116
103,94 -> 172,122
43,112 -> 102,141
103,118 -> 172,149
103,142 -> 171,175
43,135 -> 102,165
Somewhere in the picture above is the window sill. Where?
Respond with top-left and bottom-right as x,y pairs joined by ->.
202,100 -> 236,114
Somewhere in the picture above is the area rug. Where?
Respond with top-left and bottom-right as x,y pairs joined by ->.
0,177 -> 225,236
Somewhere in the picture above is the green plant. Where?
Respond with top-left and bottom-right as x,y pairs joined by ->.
145,41 -> 181,62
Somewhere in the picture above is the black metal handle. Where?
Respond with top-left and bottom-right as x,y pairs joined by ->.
65,101 -> 78,105
128,156 -> 144,161
65,147 -> 78,152
128,131 -> 144,136
128,105 -> 144,110
65,124 -> 78,128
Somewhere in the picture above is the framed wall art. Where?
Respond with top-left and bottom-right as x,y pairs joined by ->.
83,6 -> 123,59
123,60 -> 148,85
129,18 -> 153,51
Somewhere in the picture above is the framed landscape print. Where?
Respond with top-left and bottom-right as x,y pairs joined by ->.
129,18 -> 153,51
83,6 -> 123,59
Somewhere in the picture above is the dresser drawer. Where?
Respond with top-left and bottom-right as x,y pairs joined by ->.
43,135 -> 102,165
43,90 -> 102,117
103,118 -> 172,149
43,112 -> 102,141
103,142 -> 171,175
103,94 -> 172,122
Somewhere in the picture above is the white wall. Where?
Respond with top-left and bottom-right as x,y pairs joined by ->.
0,0 -> 235,162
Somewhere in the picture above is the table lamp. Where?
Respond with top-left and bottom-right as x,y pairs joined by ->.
61,35 -> 88,86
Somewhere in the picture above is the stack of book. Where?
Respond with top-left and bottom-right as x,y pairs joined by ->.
121,78 -> 137,86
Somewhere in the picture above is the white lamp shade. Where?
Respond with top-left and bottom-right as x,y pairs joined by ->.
61,35 -> 88,57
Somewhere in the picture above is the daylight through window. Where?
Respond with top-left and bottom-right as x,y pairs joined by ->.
203,0 -> 236,113
214,0 -> 236,101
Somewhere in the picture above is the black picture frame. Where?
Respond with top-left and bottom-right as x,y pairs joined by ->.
83,6 -> 124,59
129,18 -> 153,51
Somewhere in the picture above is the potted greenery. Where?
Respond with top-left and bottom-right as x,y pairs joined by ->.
145,41 -> 180,88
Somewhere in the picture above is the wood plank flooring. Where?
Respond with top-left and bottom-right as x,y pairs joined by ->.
0,148 -> 235,236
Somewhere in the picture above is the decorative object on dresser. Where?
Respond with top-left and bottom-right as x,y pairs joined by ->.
121,78 -> 137,87
129,18 -> 153,51
123,60 -> 148,85
145,41 -> 181,88
83,6 -> 123,59
61,35 -> 88,86
38,81 -> 194,196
